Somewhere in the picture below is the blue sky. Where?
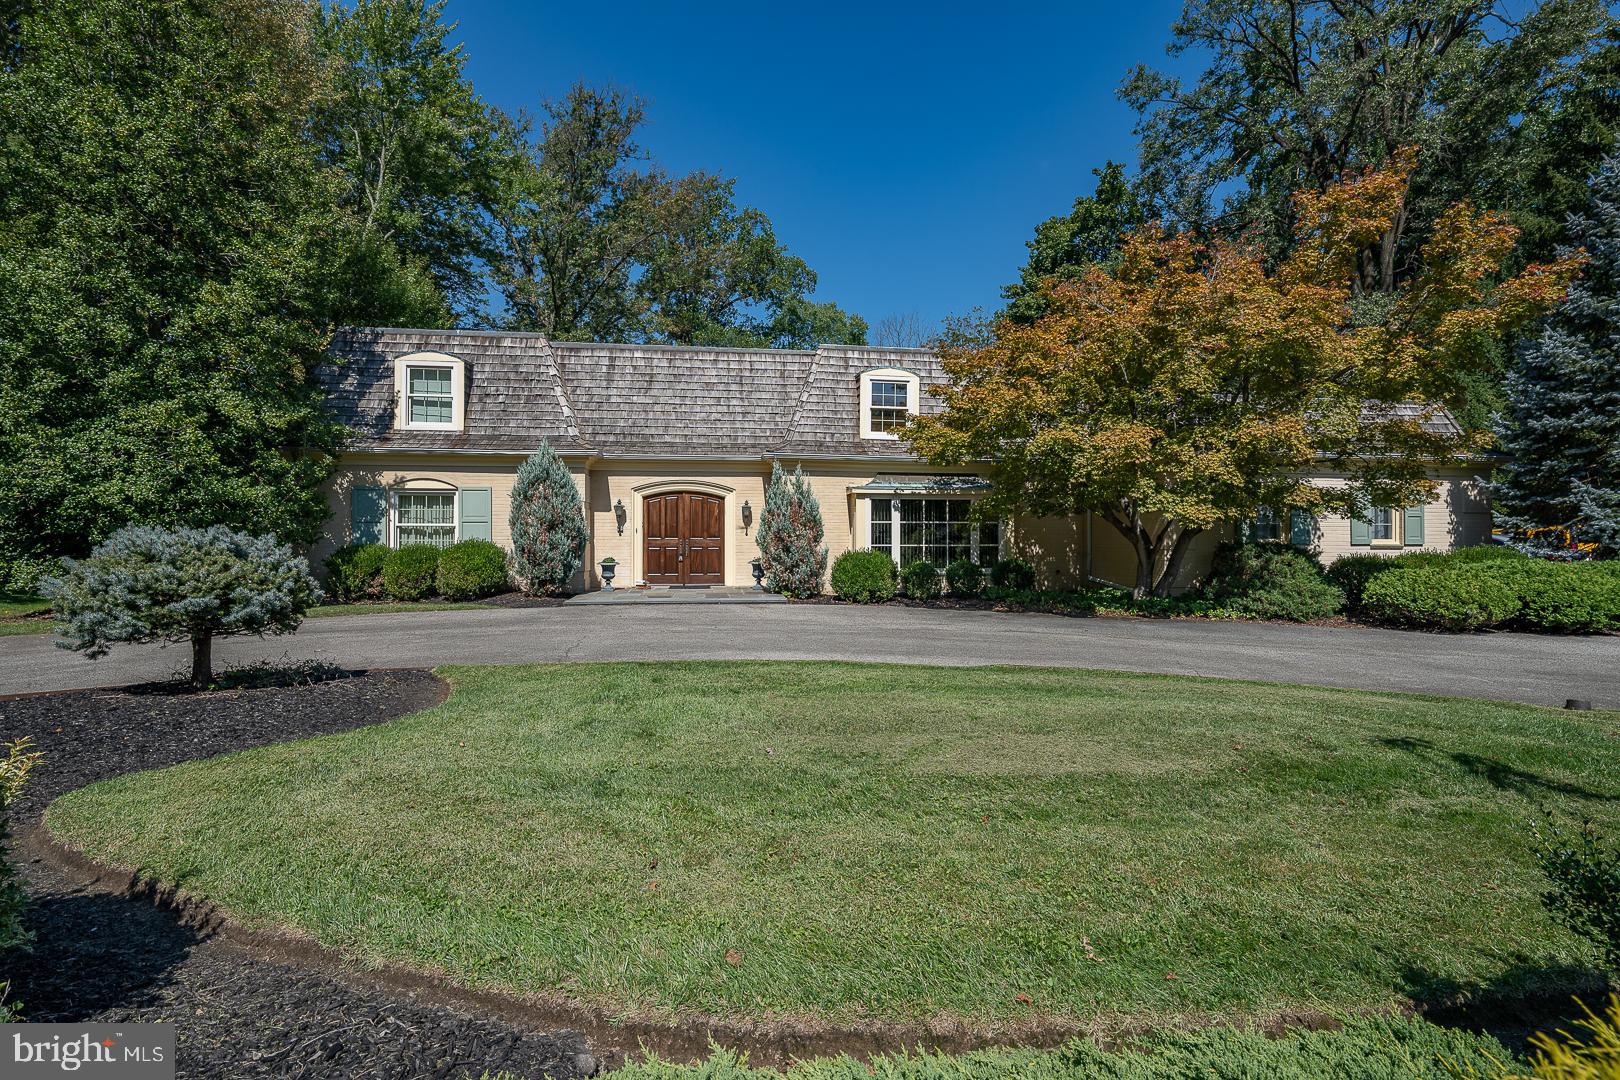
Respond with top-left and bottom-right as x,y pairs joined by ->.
449,1 -> 1194,335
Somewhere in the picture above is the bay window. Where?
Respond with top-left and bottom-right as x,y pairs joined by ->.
868,498 -> 1000,566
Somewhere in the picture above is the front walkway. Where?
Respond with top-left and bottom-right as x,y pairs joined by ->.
5,604 -> 1618,707
566,585 -> 785,604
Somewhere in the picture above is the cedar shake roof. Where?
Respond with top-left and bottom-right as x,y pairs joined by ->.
320,327 -> 946,458
319,327 -> 1462,457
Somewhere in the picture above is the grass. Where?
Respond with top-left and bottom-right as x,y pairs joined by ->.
46,661 -> 1620,1029
0,591 -> 50,635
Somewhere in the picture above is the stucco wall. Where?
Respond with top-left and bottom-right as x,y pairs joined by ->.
312,456 -> 1492,594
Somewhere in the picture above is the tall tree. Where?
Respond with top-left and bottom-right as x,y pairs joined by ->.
1492,154 -> 1620,558
1002,161 -> 1147,324
311,0 -> 508,325
1121,0 -> 1606,290
907,157 -> 1581,597
491,84 -> 863,347
0,0 -> 346,589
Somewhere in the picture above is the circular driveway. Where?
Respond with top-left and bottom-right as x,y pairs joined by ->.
4,603 -> 1618,707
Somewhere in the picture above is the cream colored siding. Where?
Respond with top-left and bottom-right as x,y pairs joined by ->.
311,455 -> 1491,594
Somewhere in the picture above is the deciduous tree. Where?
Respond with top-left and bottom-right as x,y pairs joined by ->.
907,154 -> 1581,597
0,0 -> 348,589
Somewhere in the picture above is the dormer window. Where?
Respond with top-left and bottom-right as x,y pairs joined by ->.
859,368 -> 921,440
394,351 -> 465,431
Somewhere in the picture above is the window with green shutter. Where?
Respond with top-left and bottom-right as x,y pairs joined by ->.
351,486 -> 385,544
459,487 -> 492,541
1288,509 -> 1314,547
1404,505 -> 1426,546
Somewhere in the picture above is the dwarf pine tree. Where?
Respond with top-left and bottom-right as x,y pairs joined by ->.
1494,153 -> 1620,558
756,461 -> 827,598
509,441 -> 587,594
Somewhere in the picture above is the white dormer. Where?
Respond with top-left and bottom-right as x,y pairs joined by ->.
858,367 -> 921,441
394,351 -> 466,432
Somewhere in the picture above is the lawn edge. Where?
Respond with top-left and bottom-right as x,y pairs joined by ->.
21,821 -> 1438,1068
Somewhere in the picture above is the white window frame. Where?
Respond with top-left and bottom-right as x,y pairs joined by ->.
866,496 -> 1002,567
1254,506 -> 1282,542
394,351 -> 465,432
1370,506 -> 1397,544
392,488 -> 459,548
859,367 -> 921,440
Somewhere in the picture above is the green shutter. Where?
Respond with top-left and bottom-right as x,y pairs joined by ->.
1350,514 -> 1370,546
459,487 -> 492,541
1404,504 -> 1426,546
1289,509 -> 1314,547
351,486 -> 385,545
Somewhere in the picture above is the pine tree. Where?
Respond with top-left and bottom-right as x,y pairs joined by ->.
756,461 -> 827,598
509,441 -> 587,594
1493,153 -> 1620,558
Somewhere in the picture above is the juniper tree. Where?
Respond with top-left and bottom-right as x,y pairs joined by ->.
756,461 -> 827,598
1493,153 -> 1620,558
509,441 -> 587,594
41,526 -> 322,686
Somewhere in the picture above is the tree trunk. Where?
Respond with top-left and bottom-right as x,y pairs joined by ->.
190,631 -> 212,688
1153,528 -> 1203,598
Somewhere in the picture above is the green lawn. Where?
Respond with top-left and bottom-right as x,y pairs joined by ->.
0,592 -> 50,635
46,662 -> 1620,1029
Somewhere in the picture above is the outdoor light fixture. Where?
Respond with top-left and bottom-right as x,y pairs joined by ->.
614,498 -> 626,535
741,499 -> 753,530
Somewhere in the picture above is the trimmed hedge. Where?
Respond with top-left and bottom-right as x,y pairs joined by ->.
381,544 -> 441,601
1328,545 -> 1526,612
944,558 -> 984,598
436,539 -> 510,600
1361,562 -> 1523,631
900,560 -> 943,600
1354,552 -> 1620,633
989,556 -> 1036,591
1204,542 -> 1345,622
324,542 -> 390,601
829,549 -> 897,603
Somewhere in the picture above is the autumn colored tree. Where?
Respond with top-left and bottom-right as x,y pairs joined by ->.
906,152 -> 1581,598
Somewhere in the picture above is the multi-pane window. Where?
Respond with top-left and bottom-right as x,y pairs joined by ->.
868,380 -> 910,433
868,498 -> 1000,566
407,365 -> 454,425
1370,506 -> 1396,542
397,492 -> 456,548
1254,506 -> 1282,542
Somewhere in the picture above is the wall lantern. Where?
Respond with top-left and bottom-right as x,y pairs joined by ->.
614,498 -> 627,535
741,499 -> 753,531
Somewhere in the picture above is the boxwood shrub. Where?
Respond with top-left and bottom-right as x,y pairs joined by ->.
1360,563 -> 1523,631
381,544 -> 440,601
435,539 -> 510,600
989,556 -> 1036,591
944,558 -> 985,598
1513,560 -> 1620,633
900,560 -> 943,600
324,542 -> 390,601
829,549 -> 897,603
1203,542 -> 1345,622
1328,546 -> 1527,613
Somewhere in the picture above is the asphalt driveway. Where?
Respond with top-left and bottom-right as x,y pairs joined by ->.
5,604 -> 1618,707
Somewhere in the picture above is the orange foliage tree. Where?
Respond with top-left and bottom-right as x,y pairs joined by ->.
905,152 -> 1581,598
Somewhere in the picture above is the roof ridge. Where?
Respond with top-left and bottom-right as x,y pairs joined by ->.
775,346 -> 829,455
535,337 -> 583,444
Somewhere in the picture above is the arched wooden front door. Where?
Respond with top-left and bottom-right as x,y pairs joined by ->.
642,492 -> 725,586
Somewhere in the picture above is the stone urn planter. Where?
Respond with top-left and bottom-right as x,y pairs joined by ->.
599,556 -> 617,591
750,557 -> 765,591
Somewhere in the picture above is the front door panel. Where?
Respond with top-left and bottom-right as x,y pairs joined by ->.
641,492 -> 726,586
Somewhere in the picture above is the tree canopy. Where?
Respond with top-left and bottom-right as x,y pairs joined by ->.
1002,162 -> 1147,324
907,155 -> 1581,596
0,0 -> 348,586
490,84 -> 865,348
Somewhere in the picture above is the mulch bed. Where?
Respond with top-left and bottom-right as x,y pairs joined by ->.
0,671 -> 599,1079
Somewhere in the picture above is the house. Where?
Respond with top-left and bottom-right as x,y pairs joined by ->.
315,327 -> 1494,592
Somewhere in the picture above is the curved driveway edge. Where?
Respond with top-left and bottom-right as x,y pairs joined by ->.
3,604 -> 1618,708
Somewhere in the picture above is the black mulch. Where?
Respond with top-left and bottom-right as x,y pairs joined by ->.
0,671 -> 598,1079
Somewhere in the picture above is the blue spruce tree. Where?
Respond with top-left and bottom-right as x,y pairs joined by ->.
756,461 -> 827,597
1493,153 -> 1620,558
509,440 -> 588,594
